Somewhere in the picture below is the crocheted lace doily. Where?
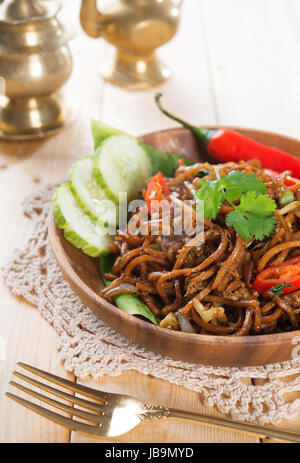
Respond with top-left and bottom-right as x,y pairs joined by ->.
3,184 -> 300,425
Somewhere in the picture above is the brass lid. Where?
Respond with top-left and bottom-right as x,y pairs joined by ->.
0,0 -> 61,25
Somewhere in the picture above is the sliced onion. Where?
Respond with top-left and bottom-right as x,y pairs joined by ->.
279,201 -> 300,216
104,283 -> 137,299
176,311 -> 195,333
193,298 -> 227,324
159,313 -> 179,330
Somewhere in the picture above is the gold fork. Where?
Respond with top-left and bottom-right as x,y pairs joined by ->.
5,362 -> 300,442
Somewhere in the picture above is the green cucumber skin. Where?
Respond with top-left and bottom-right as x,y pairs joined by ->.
92,120 -> 122,150
52,201 -> 68,228
69,181 -> 98,222
69,157 -> 99,222
53,203 -> 106,258
99,253 -> 116,285
92,121 -> 194,177
69,156 -> 117,223
93,150 -> 119,204
52,186 -> 110,258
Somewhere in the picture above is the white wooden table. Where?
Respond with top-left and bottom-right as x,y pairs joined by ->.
1,0 -> 300,443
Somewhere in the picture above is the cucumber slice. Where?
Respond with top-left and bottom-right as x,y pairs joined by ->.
92,120 -> 123,150
69,156 -> 118,226
94,135 -> 152,202
92,120 -> 195,177
99,255 -> 161,325
53,184 -> 113,257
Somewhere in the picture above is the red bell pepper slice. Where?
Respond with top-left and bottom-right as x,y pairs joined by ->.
145,172 -> 170,214
263,168 -> 298,187
253,256 -> 300,294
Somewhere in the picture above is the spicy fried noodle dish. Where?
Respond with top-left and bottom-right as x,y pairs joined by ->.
101,159 -> 300,337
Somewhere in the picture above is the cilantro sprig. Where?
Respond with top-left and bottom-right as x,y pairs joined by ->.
196,171 -> 277,241
225,191 -> 277,241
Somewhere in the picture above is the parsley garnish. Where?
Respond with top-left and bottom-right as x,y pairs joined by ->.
220,170 -> 267,202
196,179 -> 225,220
269,282 -> 293,296
226,192 -> 277,241
196,171 -> 277,241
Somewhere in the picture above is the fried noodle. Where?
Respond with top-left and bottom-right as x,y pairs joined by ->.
100,160 -> 300,336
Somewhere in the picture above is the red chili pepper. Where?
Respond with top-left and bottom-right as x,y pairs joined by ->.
253,256 -> 300,294
145,172 -> 170,214
156,94 -> 300,178
263,168 -> 298,187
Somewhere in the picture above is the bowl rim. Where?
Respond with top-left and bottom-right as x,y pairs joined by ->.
49,125 -> 300,349
49,212 -> 300,347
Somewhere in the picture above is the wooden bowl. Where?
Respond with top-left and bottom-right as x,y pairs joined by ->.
49,127 -> 300,367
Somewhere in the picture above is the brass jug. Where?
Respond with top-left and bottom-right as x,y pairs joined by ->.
80,0 -> 183,90
0,0 -> 73,139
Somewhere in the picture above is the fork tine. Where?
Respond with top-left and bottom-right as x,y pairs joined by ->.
5,392 -> 102,436
18,362 -> 109,402
9,381 -> 103,425
13,371 -> 104,412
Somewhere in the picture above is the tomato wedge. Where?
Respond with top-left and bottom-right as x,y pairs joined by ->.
264,168 -> 298,187
145,172 -> 170,214
253,256 -> 300,294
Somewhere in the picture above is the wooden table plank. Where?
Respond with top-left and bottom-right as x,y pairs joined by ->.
201,0 -> 300,138
201,0 -> 300,443
0,165 -> 74,443
100,0 -> 216,136
71,374 -> 258,443
0,1 -> 106,441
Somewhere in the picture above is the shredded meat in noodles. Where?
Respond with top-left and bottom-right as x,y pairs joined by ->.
100,159 -> 300,336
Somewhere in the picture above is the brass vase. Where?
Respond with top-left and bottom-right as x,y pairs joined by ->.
80,0 -> 183,91
0,0 -> 74,139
